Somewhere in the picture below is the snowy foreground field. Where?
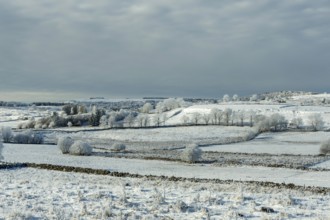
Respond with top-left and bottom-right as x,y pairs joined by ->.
1,168 -> 330,220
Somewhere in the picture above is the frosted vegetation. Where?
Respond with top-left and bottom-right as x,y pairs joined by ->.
2,91 -> 330,218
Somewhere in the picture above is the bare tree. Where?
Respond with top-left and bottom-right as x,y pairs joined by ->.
136,115 -> 145,128
202,114 -> 210,125
308,113 -> 324,131
191,112 -> 201,125
162,113 -> 168,126
210,108 -> 223,125
223,108 -> 232,126
237,110 -> 245,126
153,114 -> 162,127
124,113 -> 135,127
291,117 -> 303,129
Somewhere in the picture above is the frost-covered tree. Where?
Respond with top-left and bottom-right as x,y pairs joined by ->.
237,110 -> 245,126
223,108 -> 232,126
291,117 -> 304,129
1,127 -> 13,143
250,94 -> 258,102
108,114 -> 117,128
69,141 -> 92,156
210,108 -> 222,125
181,143 -> 202,163
0,141 -> 4,161
124,113 -> 135,127
191,112 -> 201,125
202,114 -> 210,125
136,115 -> 149,127
308,113 -> 324,131
269,113 -> 288,131
99,115 -> 108,127
247,110 -> 256,127
222,94 -> 231,102
141,103 -> 153,113
162,113 -> 168,126
57,136 -> 74,154
153,114 -> 162,127
156,98 -> 185,113
255,115 -> 270,132
89,107 -> 106,126
232,94 -> 239,102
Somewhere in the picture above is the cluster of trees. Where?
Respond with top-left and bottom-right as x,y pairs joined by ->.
155,98 -> 186,113
181,108 -> 256,127
180,109 -> 325,132
62,104 -> 87,115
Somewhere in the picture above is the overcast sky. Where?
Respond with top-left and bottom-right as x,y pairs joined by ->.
0,0 -> 330,101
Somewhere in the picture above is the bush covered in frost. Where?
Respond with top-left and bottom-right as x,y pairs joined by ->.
69,141 -> 92,156
320,139 -> 330,155
112,143 -> 126,152
181,143 -> 202,163
57,136 -> 74,154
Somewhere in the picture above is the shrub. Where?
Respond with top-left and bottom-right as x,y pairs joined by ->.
1,127 -> 13,143
57,136 -> 74,154
320,139 -> 330,155
69,141 -> 92,156
181,143 -> 202,163
112,143 -> 126,152
13,130 -> 44,144
0,141 -> 4,161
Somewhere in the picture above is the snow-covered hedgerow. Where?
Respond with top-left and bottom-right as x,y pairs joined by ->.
181,143 -> 202,163
57,136 -> 74,154
69,141 -> 92,156
1,127 -> 13,143
112,143 -> 126,152
0,141 -> 4,161
13,130 -> 44,144
320,139 -> 330,155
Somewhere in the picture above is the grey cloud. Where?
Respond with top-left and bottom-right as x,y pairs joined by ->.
0,0 -> 330,101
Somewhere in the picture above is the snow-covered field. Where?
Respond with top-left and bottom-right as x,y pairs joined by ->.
51,126 -> 256,150
2,168 -> 329,219
2,93 -> 330,219
3,143 -> 330,188
203,132 -> 329,155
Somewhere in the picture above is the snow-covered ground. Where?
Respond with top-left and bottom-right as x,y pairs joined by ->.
51,126 -> 255,150
3,143 -> 330,188
1,168 -> 329,219
202,132 -> 328,155
2,94 -> 330,219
